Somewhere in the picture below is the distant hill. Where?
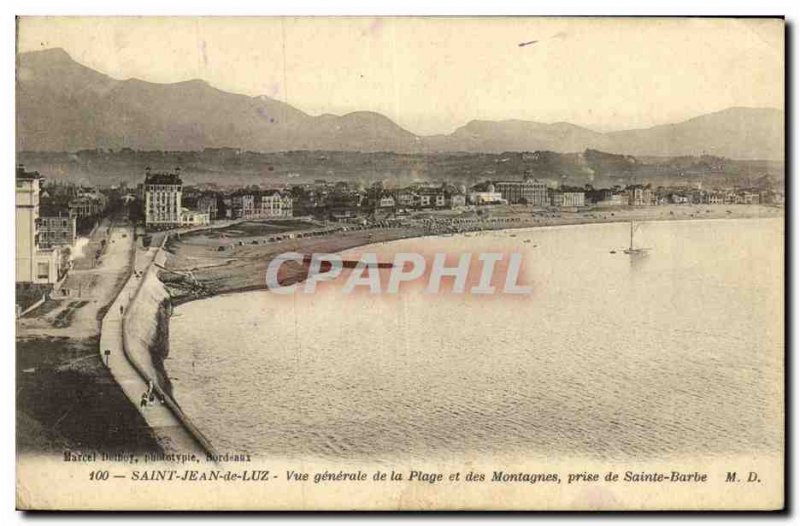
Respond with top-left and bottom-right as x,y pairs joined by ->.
17,48 -> 784,160
604,107 -> 784,160
16,48 -> 418,153
423,120 -> 609,154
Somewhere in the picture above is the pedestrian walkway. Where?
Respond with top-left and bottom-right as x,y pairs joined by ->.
99,239 -> 205,455
19,219 -> 134,340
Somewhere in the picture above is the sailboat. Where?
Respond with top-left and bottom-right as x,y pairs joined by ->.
623,220 -> 649,256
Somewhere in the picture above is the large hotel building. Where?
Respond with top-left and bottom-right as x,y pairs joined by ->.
494,177 -> 549,207
143,167 -> 183,229
15,166 -> 60,284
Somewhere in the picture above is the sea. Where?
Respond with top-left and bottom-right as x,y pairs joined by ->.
167,217 -> 784,463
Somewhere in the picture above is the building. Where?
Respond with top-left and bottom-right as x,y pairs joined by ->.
418,188 -> 446,208
68,192 -> 107,218
326,191 -> 362,220
195,194 -> 219,220
144,168 -> 183,228
377,195 -> 396,208
626,185 -> 655,206
588,189 -> 627,208
494,179 -> 549,206
469,183 -> 506,205
552,191 -> 585,208
16,167 -> 40,282
16,166 -> 61,284
394,190 -> 418,208
738,191 -> 761,205
38,211 -> 76,249
180,208 -> 211,226
469,191 -> 506,205
259,191 -> 293,217
230,193 -> 256,219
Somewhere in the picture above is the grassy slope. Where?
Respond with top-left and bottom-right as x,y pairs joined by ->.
16,336 -> 160,455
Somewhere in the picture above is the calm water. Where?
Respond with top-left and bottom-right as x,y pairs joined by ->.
168,218 -> 784,462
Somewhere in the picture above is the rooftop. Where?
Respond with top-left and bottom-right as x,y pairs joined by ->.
40,204 -> 70,217
495,179 -> 547,185
16,165 -> 41,181
145,172 -> 183,186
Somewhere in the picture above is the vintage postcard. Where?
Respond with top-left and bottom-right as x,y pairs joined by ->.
15,16 -> 784,510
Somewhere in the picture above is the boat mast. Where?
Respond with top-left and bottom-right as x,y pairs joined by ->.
630,221 -> 634,251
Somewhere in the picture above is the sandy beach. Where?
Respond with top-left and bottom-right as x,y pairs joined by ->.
162,203 -> 783,305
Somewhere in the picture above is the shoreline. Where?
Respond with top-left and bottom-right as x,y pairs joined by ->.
136,205 -> 783,462
162,204 -> 784,308
159,211 -> 784,465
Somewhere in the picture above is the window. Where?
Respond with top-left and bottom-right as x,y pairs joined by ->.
37,262 -> 49,280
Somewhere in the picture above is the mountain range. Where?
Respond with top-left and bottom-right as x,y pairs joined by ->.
16,48 -> 784,160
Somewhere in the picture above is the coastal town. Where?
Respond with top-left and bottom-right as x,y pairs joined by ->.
15,162 -> 784,307
15,158 -> 784,457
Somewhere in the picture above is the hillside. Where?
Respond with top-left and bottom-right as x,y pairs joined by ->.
17,48 -> 784,160
16,49 -> 417,153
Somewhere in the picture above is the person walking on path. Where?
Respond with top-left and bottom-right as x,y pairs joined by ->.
147,380 -> 156,405
140,392 -> 148,409
119,304 -> 124,316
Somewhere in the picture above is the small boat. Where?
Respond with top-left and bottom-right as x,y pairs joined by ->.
623,220 -> 649,256
609,250 -> 616,254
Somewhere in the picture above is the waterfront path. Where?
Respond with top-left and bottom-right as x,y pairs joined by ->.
99,235 -> 206,455
18,218 -> 130,339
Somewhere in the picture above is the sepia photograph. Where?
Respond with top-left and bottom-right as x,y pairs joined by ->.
13,14 -> 785,511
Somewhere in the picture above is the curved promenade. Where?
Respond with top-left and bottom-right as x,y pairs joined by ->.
99,228 -> 217,457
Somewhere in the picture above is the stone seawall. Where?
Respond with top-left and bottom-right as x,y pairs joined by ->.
123,250 -> 174,397
120,241 -> 218,456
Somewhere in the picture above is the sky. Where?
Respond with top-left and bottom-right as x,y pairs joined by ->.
17,16 -> 784,136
